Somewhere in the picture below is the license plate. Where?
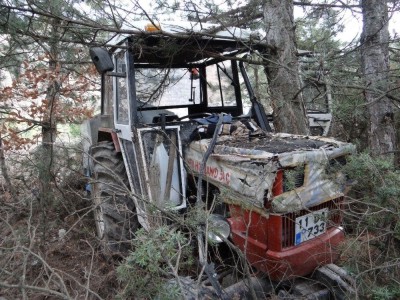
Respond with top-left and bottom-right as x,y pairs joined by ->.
295,208 -> 328,245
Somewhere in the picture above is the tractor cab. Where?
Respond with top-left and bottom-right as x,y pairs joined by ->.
90,21 -> 270,131
86,21 -> 273,226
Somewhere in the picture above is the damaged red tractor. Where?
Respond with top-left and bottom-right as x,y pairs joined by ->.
82,21 -> 356,299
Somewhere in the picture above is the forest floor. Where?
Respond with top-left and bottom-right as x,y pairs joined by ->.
0,187 -> 121,300
0,146 -> 121,300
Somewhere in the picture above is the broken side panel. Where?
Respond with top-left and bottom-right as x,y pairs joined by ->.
137,126 -> 187,210
119,138 -> 150,229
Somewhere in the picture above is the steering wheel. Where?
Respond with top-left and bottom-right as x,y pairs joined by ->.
176,112 -> 212,121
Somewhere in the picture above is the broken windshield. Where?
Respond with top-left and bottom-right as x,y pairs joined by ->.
135,67 -> 201,108
206,62 -> 237,107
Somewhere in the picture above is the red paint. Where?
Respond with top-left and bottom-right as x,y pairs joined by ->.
228,203 -> 344,281
110,131 -> 121,152
266,215 -> 283,252
264,228 -> 343,280
272,169 -> 283,196
98,127 -> 121,152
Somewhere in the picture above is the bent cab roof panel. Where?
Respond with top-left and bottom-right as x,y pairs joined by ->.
107,21 -> 269,65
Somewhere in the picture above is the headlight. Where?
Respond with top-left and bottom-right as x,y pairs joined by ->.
207,214 -> 231,243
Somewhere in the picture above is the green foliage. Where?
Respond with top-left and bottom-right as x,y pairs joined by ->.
283,166 -> 305,192
295,7 -> 369,144
69,124 -> 81,138
116,226 -> 194,299
341,152 -> 400,297
344,152 -> 400,237
371,285 -> 400,300
296,8 -> 343,53
332,92 -> 367,132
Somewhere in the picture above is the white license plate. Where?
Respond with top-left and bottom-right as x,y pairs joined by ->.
295,208 -> 329,245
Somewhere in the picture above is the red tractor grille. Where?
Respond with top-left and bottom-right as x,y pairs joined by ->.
281,197 -> 343,248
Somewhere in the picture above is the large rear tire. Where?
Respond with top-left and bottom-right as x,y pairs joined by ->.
90,141 -> 138,252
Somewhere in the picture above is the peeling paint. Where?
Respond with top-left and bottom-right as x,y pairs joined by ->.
185,131 -> 355,213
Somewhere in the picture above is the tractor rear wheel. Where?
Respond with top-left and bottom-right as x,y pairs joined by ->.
90,141 -> 138,252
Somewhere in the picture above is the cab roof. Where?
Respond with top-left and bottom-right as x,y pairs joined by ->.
108,21 -> 269,65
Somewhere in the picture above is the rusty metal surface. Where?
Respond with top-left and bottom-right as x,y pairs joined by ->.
217,133 -> 328,153
185,132 -> 355,213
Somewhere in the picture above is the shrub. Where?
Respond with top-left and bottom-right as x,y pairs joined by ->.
341,152 -> 400,298
116,226 -> 195,299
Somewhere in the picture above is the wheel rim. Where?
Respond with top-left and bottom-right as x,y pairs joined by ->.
93,182 -> 105,239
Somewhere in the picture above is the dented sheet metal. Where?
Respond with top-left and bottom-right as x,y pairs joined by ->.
185,133 -> 355,213
186,140 -> 278,208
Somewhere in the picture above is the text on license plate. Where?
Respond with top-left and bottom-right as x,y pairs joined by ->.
295,208 -> 329,245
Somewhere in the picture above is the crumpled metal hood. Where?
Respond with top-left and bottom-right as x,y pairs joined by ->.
185,132 -> 355,214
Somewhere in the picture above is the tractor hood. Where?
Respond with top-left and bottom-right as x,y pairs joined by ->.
185,130 -> 355,214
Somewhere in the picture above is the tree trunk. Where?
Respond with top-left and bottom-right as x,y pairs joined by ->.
39,62 -> 59,204
263,0 -> 309,135
361,0 -> 396,157
38,19 -> 60,210
0,134 -> 18,206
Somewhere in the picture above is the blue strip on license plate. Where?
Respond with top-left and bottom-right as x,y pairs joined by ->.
295,208 -> 328,245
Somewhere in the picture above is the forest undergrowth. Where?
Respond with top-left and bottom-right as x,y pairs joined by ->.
0,144 -> 120,299
1,144 -> 400,299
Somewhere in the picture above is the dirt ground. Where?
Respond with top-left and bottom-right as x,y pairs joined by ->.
0,176 -> 120,300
